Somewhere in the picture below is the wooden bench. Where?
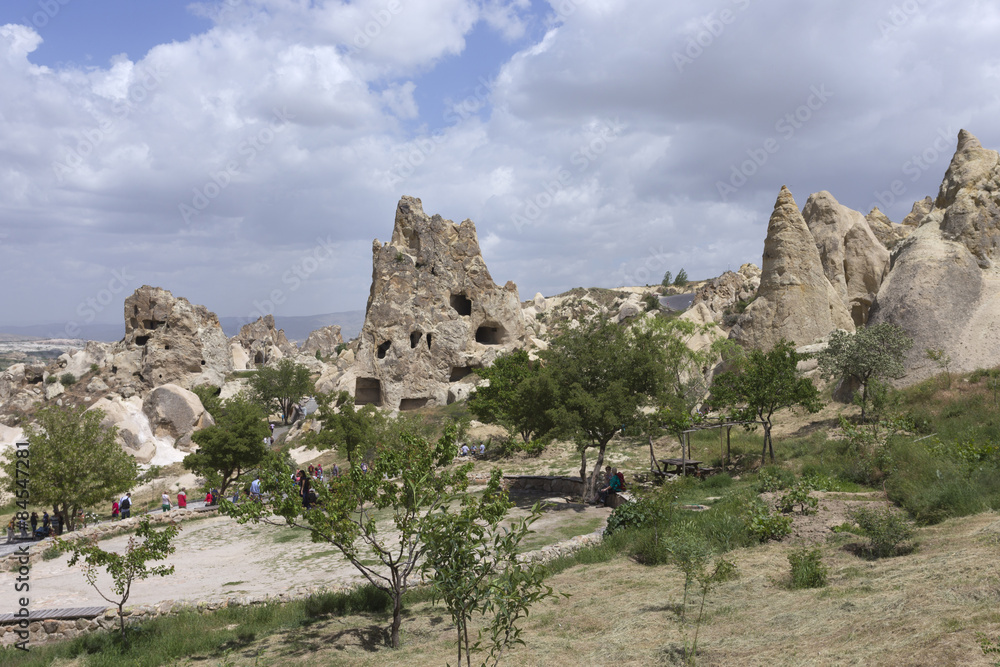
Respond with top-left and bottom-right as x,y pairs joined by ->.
660,458 -> 703,476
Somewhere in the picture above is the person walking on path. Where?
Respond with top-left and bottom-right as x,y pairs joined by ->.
250,477 -> 262,501
120,493 -> 132,519
30,512 -> 38,533
112,499 -> 120,520
161,492 -> 171,512
177,489 -> 187,509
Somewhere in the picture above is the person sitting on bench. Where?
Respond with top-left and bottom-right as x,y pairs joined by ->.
597,467 -> 624,506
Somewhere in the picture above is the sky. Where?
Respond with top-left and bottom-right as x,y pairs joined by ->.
0,0 -> 998,335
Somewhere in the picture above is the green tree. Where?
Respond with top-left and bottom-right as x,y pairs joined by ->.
661,270 -> 673,287
64,517 -> 178,643
191,383 -> 223,416
816,323 -> 913,421
673,268 -> 688,287
224,424 -> 476,648
183,393 -> 269,495
305,391 -> 385,464
467,349 -> 556,444
248,358 -> 312,424
709,340 -> 822,464
1,405 -> 137,531
421,471 -> 558,666
544,318 -> 667,499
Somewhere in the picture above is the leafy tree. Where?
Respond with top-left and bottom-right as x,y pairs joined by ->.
183,393 -> 269,495
305,391 -> 385,464
544,318 -> 667,499
661,270 -> 673,287
709,340 -> 822,464
816,323 -> 913,421
421,471 -> 558,666
224,424 -> 482,648
248,357 -> 312,424
191,383 -> 222,416
467,349 -> 556,444
673,268 -> 688,287
64,517 -> 178,643
1,405 -> 137,531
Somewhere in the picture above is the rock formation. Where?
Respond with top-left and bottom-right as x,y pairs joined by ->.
300,325 -> 344,358
231,315 -> 297,368
802,191 -> 890,326
869,130 -> 1000,382
344,196 -> 527,410
901,196 -> 934,227
730,186 -> 854,349
691,263 -> 761,323
865,207 -> 911,247
141,384 -> 214,452
108,286 -> 234,390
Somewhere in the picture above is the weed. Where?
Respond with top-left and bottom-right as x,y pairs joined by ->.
787,547 -> 827,589
848,505 -> 915,558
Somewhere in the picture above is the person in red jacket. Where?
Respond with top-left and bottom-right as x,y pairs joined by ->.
177,489 -> 187,509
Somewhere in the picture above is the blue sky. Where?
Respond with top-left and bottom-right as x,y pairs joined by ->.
0,0 -> 998,332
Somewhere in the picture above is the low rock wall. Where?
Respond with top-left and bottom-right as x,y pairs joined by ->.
503,475 -> 584,496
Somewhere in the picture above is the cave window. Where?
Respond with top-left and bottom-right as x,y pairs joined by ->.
355,378 -> 382,406
135,335 -> 150,346
254,352 -> 264,364
475,325 -> 504,345
164,344 -> 170,350
450,293 -> 472,316
410,332 -> 422,349
449,366 -> 478,382
377,340 -> 391,359
426,333 -> 433,349
399,397 -> 429,411
201,360 -> 206,366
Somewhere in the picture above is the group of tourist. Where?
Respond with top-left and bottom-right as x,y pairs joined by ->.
458,442 -> 487,457
594,466 -> 626,506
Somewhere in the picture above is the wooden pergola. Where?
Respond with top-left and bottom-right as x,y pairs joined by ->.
649,420 -> 760,476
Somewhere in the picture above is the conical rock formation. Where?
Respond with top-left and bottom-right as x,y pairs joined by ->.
730,186 -> 854,348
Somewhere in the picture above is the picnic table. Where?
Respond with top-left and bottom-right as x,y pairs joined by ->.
660,458 -> 703,476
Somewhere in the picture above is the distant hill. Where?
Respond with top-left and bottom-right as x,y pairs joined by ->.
0,311 -> 366,344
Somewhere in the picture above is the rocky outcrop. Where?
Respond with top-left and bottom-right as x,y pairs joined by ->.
865,207 -> 911,247
901,196 -> 934,227
300,325 -> 344,358
141,384 -> 214,452
345,196 -> 527,410
88,396 -> 160,464
803,191 -> 890,327
232,315 -> 297,367
869,130 -> 1000,383
691,263 -> 761,324
730,186 -> 855,349
109,286 -> 233,390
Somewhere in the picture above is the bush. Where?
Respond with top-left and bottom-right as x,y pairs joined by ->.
778,480 -> 818,515
45,375 -> 57,384
90,363 -> 99,373
518,439 -> 547,457
754,466 -> 794,493
746,500 -> 792,542
605,495 -> 675,537
60,373 -> 76,386
787,547 -> 827,589
848,505 -> 914,558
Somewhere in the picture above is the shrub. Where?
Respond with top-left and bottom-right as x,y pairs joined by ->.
518,439 -> 547,457
45,375 -> 58,384
304,584 -> 392,617
787,547 -> 827,589
778,480 -> 818,515
60,373 -> 76,386
89,363 -> 99,373
642,293 -> 660,312
754,466 -> 794,493
605,495 -> 675,537
746,500 -> 792,542
848,505 -> 914,558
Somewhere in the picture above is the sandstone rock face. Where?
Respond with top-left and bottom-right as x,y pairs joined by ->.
691,263 -> 761,324
730,186 -> 854,349
88,396 -> 159,464
232,315 -> 297,367
300,325 -> 344,358
865,207 -> 911,247
901,196 -> 934,227
109,286 -> 233,389
348,196 -> 527,410
141,384 -> 214,452
803,191 -> 890,326
870,130 -> 1000,383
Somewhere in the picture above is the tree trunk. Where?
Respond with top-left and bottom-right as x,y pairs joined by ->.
579,448 -> 588,499
390,589 -> 402,648
586,441 -> 609,501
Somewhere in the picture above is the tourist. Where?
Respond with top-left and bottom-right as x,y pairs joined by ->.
597,467 -> 624,506
112,499 -> 120,520
42,511 -> 50,530
298,470 -> 312,509
204,489 -> 213,505
161,492 -> 171,512
331,463 -> 340,477
53,513 -> 63,535
177,489 -> 187,509
250,477 -> 262,501
479,443 -> 486,457
120,493 -> 132,519
460,443 -> 470,457
30,511 -> 38,533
